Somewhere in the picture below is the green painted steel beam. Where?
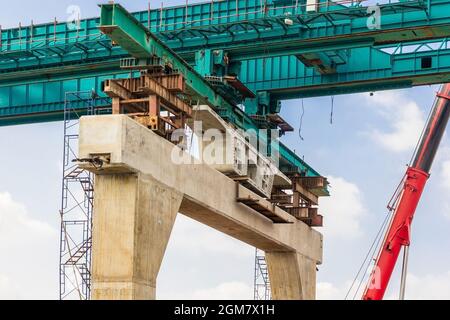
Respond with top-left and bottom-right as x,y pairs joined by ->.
1,43 -> 450,121
96,3 -> 321,179
2,0 -> 450,75
98,3 -> 234,111
1,0 -> 450,88
0,1 -> 448,134
2,41 -> 450,111
3,0 -> 449,53
240,42 -> 450,99
163,1 -> 450,57
0,101 -> 111,126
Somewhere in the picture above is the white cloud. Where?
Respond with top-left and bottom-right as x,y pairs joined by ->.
317,282 -> 343,300
384,271 -> 450,300
189,281 -> 253,300
0,192 -> 55,238
319,176 -> 366,239
0,273 -> 21,300
363,90 -> 425,153
315,268 -> 450,300
0,192 -> 58,299
168,214 -> 253,257
406,271 -> 450,299
158,214 -> 255,300
334,271 -> 450,300
441,202 -> 450,221
441,159 -> 450,190
431,146 -> 450,220
317,279 -> 368,300
162,278 -> 361,300
440,160 -> 450,220
159,281 -> 253,300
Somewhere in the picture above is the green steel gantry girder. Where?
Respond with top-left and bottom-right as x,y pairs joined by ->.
2,0 -> 450,65
1,0 -> 450,122
98,3 -> 236,113
97,2 -> 321,179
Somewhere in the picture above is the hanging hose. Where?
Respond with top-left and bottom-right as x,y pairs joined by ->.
330,96 -> 334,125
299,99 -> 305,140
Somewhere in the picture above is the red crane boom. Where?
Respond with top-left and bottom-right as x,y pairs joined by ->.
362,84 -> 450,300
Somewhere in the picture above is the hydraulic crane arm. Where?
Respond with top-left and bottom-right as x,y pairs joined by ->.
362,84 -> 450,300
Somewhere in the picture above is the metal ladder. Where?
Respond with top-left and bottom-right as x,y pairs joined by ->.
59,91 -> 97,300
254,248 -> 271,300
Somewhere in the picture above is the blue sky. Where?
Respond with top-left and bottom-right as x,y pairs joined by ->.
1,1 -> 450,300
0,0 -> 207,28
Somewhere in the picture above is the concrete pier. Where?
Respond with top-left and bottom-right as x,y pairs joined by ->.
79,115 -> 323,300
91,174 -> 182,299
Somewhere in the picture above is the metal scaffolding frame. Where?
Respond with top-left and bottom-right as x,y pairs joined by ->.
254,248 -> 271,300
59,91 -> 97,300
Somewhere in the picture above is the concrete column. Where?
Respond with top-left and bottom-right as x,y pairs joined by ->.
91,173 -> 183,300
265,251 -> 317,300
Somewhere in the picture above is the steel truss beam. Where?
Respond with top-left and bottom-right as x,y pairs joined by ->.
0,1 -> 449,108
2,0 -> 450,72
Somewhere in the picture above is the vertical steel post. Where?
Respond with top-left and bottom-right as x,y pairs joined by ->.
399,245 -> 409,300
254,248 -> 271,300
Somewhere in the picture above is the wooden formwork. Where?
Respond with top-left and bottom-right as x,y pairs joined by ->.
103,72 -> 192,140
269,175 -> 328,227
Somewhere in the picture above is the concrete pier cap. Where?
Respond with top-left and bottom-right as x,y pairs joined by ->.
78,114 -> 323,300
